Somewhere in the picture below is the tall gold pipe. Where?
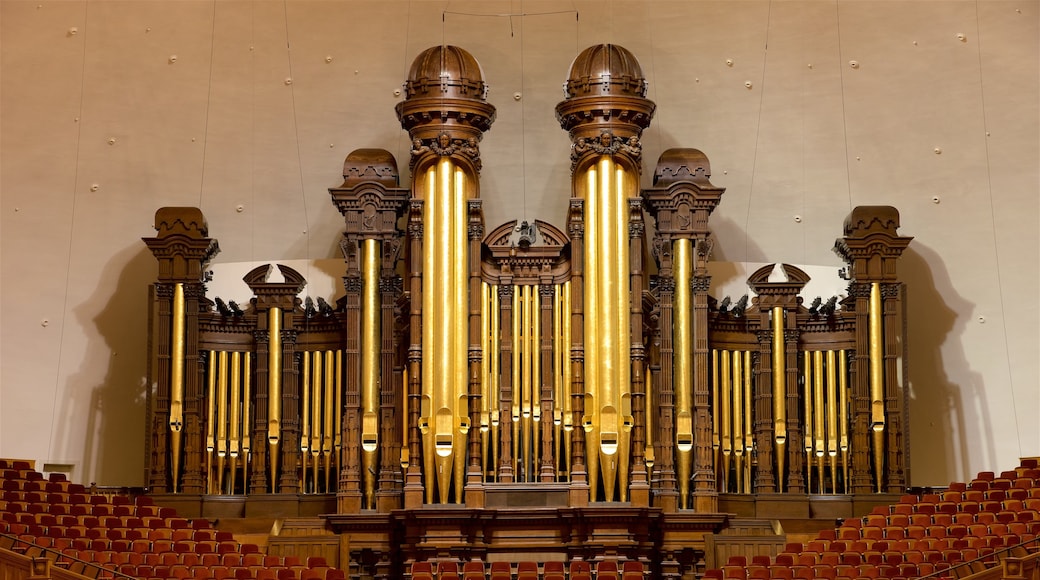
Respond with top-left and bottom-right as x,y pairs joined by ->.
522,285 -> 532,480
170,283 -> 186,493
301,350 -> 310,493
532,284 -> 542,479
481,282 -> 490,479
720,349 -> 731,493
712,349 -> 720,454
771,307 -> 786,492
452,164 -> 468,503
334,350 -> 342,477
743,350 -> 753,492
732,350 -> 744,493
839,350 -> 849,493
803,351 -> 813,491
673,238 -> 693,506
362,239 -> 381,505
243,352 -> 251,491
826,350 -> 838,493
230,352 -> 241,459
562,281 -> 572,478
324,349 -> 335,492
512,285 -> 521,480
491,286 -> 500,480
813,351 -> 825,492
613,161 -> 632,503
268,307 -> 282,492
869,282 -> 885,492
218,351 -> 229,460
206,350 -> 216,494
554,285 -> 563,478
583,161 -> 599,500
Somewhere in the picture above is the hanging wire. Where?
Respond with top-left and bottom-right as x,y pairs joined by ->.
836,1 -> 854,216
197,1 -> 218,210
973,0 -> 1021,458
742,0 -> 773,269
282,0 -> 311,276
51,0 -> 92,471
250,0 -> 256,260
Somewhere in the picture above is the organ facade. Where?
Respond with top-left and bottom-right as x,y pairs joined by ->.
143,45 -> 913,578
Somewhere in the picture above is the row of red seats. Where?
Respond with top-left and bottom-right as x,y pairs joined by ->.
1,459 -> 343,580
705,459 -> 1040,580
411,559 -> 644,580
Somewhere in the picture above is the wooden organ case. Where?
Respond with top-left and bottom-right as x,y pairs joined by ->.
143,45 -> 914,579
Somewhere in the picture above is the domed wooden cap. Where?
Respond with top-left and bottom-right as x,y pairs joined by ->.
563,44 -> 648,99
402,45 -> 488,101
396,46 -> 496,144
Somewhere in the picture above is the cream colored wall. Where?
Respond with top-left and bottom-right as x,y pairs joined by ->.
0,0 -> 1036,488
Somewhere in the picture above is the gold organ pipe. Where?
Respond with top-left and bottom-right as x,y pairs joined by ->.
839,350 -> 849,493
301,350 -> 310,492
869,282 -> 885,492
362,239 -> 381,505
644,362 -> 653,469
481,282 -> 490,478
420,165 -> 436,503
170,283 -> 186,493
512,285 -> 521,480
583,162 -> 599,499
267,307 -> 282,492
206,351 -> 217,455
732,349 -> 744,493
771,307 -> 786,492
533,285 -> 541,424
523,285 -> 533,421
562,280 -> 572,478
613,161 -> 632,503
230,352 -> 241,458
720,348 -> 732,492
712,349 -> 720,453
243,352 -> 251,490
206,351 -> 216,494
743,350 -> 753,492
401,368 -> 409,470
826,349 -> 838,492
490,285 -> 500,480
803,351 -> 813,491
324,349 -> 335,491
813,350 -> 825,492
311,352 -> 322,459
335,350 -> 342,466
673,238 -> 693,506
813,351 -> 825,458
453,164 -> 468,504
217,351 -> 229,458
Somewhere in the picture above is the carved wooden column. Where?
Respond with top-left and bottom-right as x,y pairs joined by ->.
628,198 -> 650,506
644,149 -> 724,511
466,200 -> 486,507
329,149 -> 409,512
404,200 -> 424,508
497,282 -> 515,484
566,200 -> 588,506
539,282 -> 557,482
833,206 -> 912,493
143,207 -> 219,494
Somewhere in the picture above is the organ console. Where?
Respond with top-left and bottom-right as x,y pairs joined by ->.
142,44 -> 914,579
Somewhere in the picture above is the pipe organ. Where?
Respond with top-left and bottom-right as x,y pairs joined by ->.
143,43 -> 914,578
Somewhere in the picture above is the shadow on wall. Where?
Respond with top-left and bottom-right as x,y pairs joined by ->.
58,244 -> 155,487
902,243 -> 993,487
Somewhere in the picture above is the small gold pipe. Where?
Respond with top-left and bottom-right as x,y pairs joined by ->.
334,350 -> 342,475
267,307 -> 282,492
217,351 -> 229,459
771,307 -> 786,493
532,284 -> 541,478
523,285 -> 532,479
481,282 -> 490,479
401,368 -> 409,470
170,283 -> 186,493
206,351 -> 216,494
869,282 -> 885,493
311,351 -> 322,461
815,350 -> 825,493
554,285 -> 562,478
228,455 -> 237,495
645,362 -> 653,470
230,352 -> 241,460
491,285 -> 500,480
